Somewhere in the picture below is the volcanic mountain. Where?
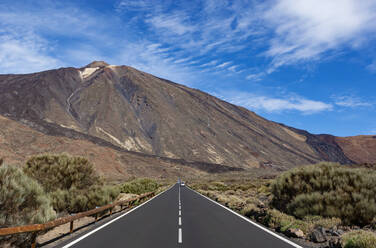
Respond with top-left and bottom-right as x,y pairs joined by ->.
0,61 -> 374,178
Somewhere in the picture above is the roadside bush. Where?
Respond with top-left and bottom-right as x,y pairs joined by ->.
262,209 -> 305,232
49,185 -> 120,214
261,209 -> 340,235
271,162 -> 376,226
342,230 -> 376,248
120,178 -> 159,195
0,165 -> 56,246
24,154 -> 101,192
24,154 -> 120,213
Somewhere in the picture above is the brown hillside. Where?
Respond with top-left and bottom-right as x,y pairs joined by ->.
0,115 -> 240,181
335,135 -> 376,164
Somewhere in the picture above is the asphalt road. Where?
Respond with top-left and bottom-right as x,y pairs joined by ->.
59,184 -> 301,248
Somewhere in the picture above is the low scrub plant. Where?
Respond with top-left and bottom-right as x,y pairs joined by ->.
24,154 -> 120,213
271,162 -> 376,226
50,185 -> 120,213
0,165 -> 56,246
261,209 -> 340,235
120,178 -> 159,195
24,154 -> 101,192
342,230 -> 376,248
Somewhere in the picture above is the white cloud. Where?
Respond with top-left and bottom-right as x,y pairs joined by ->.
332,95 -> 372,108
116,0 -> 154,11
246,72 -> 264,81
199,60 -> 218,67
0,2 -> 121,72
174,57 -> 192,64
216,91 -> 333,114
147,13 -> 195,35
0,34 -> 61,74
227,65 -> 238,72
216,61 -> 232,68
263,0 -> 376,70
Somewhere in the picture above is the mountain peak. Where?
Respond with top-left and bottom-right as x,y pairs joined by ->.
85,61 -> 110,68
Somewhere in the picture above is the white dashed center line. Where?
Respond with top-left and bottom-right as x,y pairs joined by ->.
178,228 -> 182,243
178,184 -> 183,244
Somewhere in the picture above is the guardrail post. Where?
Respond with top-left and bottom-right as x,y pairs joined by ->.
110,207 -> 113,216
31,232 -> 37,248
70,221 -> 74,233
95,213 -> 98,222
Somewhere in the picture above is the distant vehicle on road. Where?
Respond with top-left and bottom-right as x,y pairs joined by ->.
180,182 -> 185,186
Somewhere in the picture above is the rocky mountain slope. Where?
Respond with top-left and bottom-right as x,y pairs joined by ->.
0,115 -> 241,181
0,61 -> 374,175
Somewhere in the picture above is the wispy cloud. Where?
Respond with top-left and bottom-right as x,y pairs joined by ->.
116,0 -> 154,12
216,61 -> 232,69
0,32 -> 61,74
147,13 -> 196,35
199,60 -> 218,67
246,72 -> 264,81
227,65 -> 238,72
0,1 -> 117,73
262,0 -> 376,71
332,95 -> 373,108
215,91 -> 333,114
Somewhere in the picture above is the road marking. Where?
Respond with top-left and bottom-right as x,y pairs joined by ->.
187,187 -> 303,248
179,205 -> 181,210
178,228 -> 182,243
179,217 -> 182,225
179,210 -> 181,216
61,185 -> 175,248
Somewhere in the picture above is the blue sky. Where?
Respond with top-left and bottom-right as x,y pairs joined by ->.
1,0 -> 376,136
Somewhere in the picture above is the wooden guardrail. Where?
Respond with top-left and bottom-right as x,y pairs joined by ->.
0,191 -> 155,247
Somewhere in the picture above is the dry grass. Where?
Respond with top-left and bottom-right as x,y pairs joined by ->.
342,230 -> 376,248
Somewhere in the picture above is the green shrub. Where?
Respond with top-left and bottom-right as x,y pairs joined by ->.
120,178 -> 159,195
342,230 -> 376,248
271,162 -> 376,226
24,154 -> 120,213
0,165 -> 56,246
50,185 -> 120,213
24,154 -> 101,192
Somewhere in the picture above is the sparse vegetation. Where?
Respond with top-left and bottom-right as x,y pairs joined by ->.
342,230 -> 376,248
0,165 -> 56,246
192,170 -> 376,247
120,178 -> 160,195
271,162 -> 376,226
